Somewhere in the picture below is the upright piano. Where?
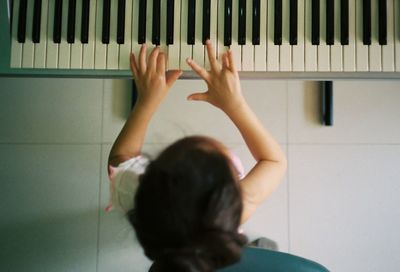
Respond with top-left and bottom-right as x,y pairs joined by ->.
1,0 -> 400,79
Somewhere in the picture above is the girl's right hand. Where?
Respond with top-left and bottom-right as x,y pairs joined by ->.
186,40 -> 246,114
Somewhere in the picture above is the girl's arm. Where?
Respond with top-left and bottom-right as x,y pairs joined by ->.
108,45 -> 182,167
187,41 -> 287,224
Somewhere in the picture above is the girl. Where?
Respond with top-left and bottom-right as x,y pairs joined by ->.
106,40 -> 287,272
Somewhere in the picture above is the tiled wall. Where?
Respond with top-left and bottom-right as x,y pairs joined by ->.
0,77 -> 399,271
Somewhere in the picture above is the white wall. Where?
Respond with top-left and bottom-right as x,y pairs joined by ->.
0,77 -> 399,271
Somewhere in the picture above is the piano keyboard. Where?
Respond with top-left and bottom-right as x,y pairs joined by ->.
8,0 -> 400,73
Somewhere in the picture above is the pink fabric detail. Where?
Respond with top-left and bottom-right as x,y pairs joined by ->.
229,150 -> 245,179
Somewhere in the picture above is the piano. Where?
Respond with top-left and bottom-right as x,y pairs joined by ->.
1,0 -> 400,79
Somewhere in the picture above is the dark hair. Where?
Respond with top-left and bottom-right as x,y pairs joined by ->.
127,136 -> 247,272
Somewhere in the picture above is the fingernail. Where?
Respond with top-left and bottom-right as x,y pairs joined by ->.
186,58 -> 192,63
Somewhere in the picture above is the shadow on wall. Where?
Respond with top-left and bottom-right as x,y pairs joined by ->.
303,81 -> 322,125
111,79 -> 132,120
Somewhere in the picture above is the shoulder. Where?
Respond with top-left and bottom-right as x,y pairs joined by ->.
105,155 -> 150,213
109,155 -> 150,179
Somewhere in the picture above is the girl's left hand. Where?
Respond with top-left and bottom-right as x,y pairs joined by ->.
130,44 -> 183,109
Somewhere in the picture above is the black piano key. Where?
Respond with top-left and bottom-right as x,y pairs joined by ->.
326,0 -> 334,45
224,0 -> 232,46
102,0 -> 111,44
340,0 -> 349,45
138,0 -> 147,44
289,0 -> 298,45
81,0 -> 90,43
152,0 -> 160,45
117,0 -> 126,44
67,0 -> 76,43
311,0 -> 319,45
17,0 -> 27,43
53,0 -> 63,43
166,0 -> 174,45
363,0 -> 371,45
32,0 -> 42,43
238,0 -> 246,45
187,0 -> 196,45
252,0 -> 260,45
378,0 -> 387,45
274,0 -> 282,45
202,0 -> 211,44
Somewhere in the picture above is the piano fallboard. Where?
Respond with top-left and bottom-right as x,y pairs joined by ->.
2,0 -> 400,79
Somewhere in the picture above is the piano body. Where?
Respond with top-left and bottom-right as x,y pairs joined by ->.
1,0 -> 400,79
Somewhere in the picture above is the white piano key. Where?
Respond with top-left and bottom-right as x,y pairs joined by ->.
82,0 -> 97,69
46,0 -> 59,68
145,0 -> 153,57
107,0 -> 119,69
22,0 -> 35,68
131,0 -> 141,61
95,0 -> 107,69
230,0 -> 242,71
382,0 -> 395,72
167,0 -> 181,70
192,0 -> 204,67
10,0 -> 23,68
395,0 -> 400,71
58,0 -> 71,68
71,0 -> 83,69
119,0 -> 133,70
216,0 -> 228,62
292,0 -> 304,72
369,0 -> 381,71
34,0 -> 49,68
254,0 -> 267,71
241,0 -> 254,71
180,0 -> 192,70
355,0 -> 368,71
318,0 -> 330,71
280,0 -> 291,71
204,0 -> 218,70
267,0 -> 279,71
330,0 -> 343,72
159,0 -> 168,57
304,0 -> 317,71
343,0 -> 356,71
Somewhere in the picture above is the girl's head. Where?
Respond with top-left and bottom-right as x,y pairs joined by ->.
127,136 -> 247,272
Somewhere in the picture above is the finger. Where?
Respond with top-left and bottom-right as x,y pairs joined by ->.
221,52 -> 230,70
148,46 -> 160,72
156,52 -> 166,75
139,44 -> 147,72
227,50 -> 237,74
187,58 -> 209,81
130,53 -> 139,78
166,70 -> 183,88
187,92 -> 209,102
205,40 -> 220,71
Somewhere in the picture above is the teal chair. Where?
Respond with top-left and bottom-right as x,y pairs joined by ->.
218,247 -> 330,272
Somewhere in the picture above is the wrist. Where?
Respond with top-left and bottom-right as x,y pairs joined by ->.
221,96 -> 248,117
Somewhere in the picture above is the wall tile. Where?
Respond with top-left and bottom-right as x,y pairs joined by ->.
0,144 -> 101,272
288,145 -> 400,271
102,79 -> 287,144
0,78 -> 103,143
288,80 -> 400,144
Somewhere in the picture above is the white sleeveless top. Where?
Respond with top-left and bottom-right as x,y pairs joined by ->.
105,151 -> 245,213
